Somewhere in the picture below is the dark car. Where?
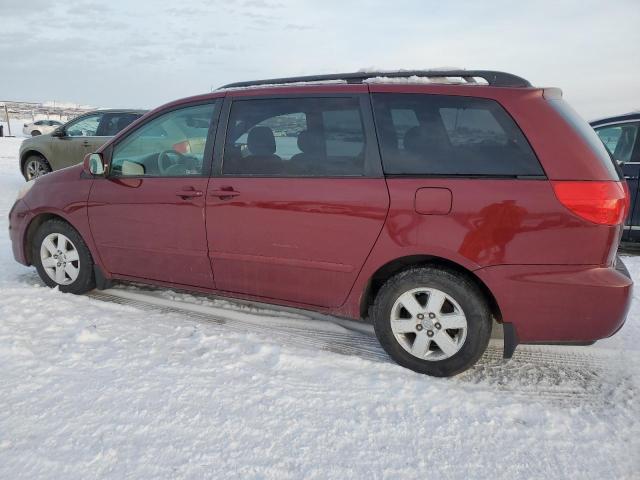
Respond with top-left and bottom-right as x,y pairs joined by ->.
9,70 -> 632,376
591,112 -> 640,241
19,109 -> 146,180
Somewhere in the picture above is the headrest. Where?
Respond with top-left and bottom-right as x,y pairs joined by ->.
297,130 -> 323,153
116,116 -> 131,131
247,126 -> 276,155
403,126 -> 424,154
403,124 -> 450,154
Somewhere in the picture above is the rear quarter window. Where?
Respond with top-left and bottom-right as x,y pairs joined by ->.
372,93 -> 544,177
549,99 -> 621,180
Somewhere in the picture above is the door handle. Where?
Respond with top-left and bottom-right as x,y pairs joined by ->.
82,140 -> 91,146
209,188 -> 240,199
175,188 -> 204,199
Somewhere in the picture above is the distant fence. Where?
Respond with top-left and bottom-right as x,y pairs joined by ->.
0,100 -> 94,136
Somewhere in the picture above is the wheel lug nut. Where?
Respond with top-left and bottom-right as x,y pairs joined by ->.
427,330 -> 434,337
417,313 -> 424,320
416,325 -> 423,331
429,313 -> 436,319
435,323 -> 441,329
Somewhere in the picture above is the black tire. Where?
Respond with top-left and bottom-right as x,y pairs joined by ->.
31,130 -> 41,136
371,267 -> 492,377
32,219 -> 95,294
22,154 -> 51,180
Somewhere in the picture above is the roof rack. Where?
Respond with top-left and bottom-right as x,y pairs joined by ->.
219,70 -> 532,90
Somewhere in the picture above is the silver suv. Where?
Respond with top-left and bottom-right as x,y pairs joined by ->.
19,109 -> 145,180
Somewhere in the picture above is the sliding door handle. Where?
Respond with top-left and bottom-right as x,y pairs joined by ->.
209,188 -> 240,199
175,189 -> 203,199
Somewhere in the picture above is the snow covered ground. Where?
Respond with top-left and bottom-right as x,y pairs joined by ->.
0,137 -> 638,479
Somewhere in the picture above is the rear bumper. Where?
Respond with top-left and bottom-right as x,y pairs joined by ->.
8,199 -> 31,266
476,259 -> 632,345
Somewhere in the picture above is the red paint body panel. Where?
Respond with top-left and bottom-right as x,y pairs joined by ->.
87,177 -> 213,288
10,164 -> 97,265
333,178 -> 622,319
206,178 -> 389,307
475,264 -> 632,342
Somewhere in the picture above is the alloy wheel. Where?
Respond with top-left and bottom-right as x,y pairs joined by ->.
25,159 -> 48,180
390,287 -> 468,361
39,233 -> 80,285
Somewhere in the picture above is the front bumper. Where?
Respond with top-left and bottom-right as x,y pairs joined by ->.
476,259 -> 633,347
8,199 -> 31,265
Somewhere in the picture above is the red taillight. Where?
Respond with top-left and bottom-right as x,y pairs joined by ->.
172,140 -> 191,154
551,181 -> 628,226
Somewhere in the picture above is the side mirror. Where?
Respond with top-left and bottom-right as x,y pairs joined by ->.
83,153 -> 106,176
51,127 -> 66,137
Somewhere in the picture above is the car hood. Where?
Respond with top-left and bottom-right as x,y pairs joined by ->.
19,134 -> 53,151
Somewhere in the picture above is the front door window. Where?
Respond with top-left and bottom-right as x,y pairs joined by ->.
65,114 -> 102,137
110,103 -> 217,177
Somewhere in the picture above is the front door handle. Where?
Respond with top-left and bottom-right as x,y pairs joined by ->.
175,188 -> 204,199
82,140 -> 90,147
209,188 -> 240,199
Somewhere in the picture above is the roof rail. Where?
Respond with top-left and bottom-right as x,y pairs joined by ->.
219,70 -> 532,89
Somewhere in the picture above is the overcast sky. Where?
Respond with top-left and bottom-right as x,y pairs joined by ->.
1,0 -> 638,119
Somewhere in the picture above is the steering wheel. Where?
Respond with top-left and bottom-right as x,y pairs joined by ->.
157,150 -> 186,176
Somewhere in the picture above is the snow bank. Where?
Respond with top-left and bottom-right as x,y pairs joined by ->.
0,138 -> 638,479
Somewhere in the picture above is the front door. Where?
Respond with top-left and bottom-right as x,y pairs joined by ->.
206,93 -> 389,307
88,101 -> 221,288
51,112 -> 105,168
595,121 -> 640,240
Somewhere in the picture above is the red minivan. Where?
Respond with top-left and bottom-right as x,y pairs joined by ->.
8,70 -> 633,376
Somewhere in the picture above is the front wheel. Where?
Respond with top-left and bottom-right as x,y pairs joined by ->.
32,219 -> 95,294
372,267 -> 492,377
23,155 -> 51,180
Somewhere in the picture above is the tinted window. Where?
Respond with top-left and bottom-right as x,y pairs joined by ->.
110,102 -> 218,177
595,123 -> 639,163
223,97 -> 366,176
97,112 -> 141,136
66,114 -> 102,137
372,93 -> 543,176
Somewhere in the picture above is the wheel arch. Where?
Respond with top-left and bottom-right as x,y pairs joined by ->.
359,254 -> 502,324
20,149 -> 50,173
23,212 -> 77,265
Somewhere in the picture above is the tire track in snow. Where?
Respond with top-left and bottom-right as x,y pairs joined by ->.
87,287 -> 638,407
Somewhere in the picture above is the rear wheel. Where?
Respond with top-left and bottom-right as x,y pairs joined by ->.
23,155 -> 51,180
31,130 -> 41,136
32,220 -> 95,294
371,267 -> 491,377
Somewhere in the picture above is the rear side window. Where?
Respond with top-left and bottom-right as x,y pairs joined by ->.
223,97 -> 367,177
372,93 -> 543,176
97,113 -> 141,136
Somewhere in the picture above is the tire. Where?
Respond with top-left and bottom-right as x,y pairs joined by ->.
23,155 -> 51,180
32,219 -> 95,294
371,267 -> 492,377
31,130 -> 41,136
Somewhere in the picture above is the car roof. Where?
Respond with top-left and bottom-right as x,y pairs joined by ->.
93,108 -> 148,114
590,112 -> 640,127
